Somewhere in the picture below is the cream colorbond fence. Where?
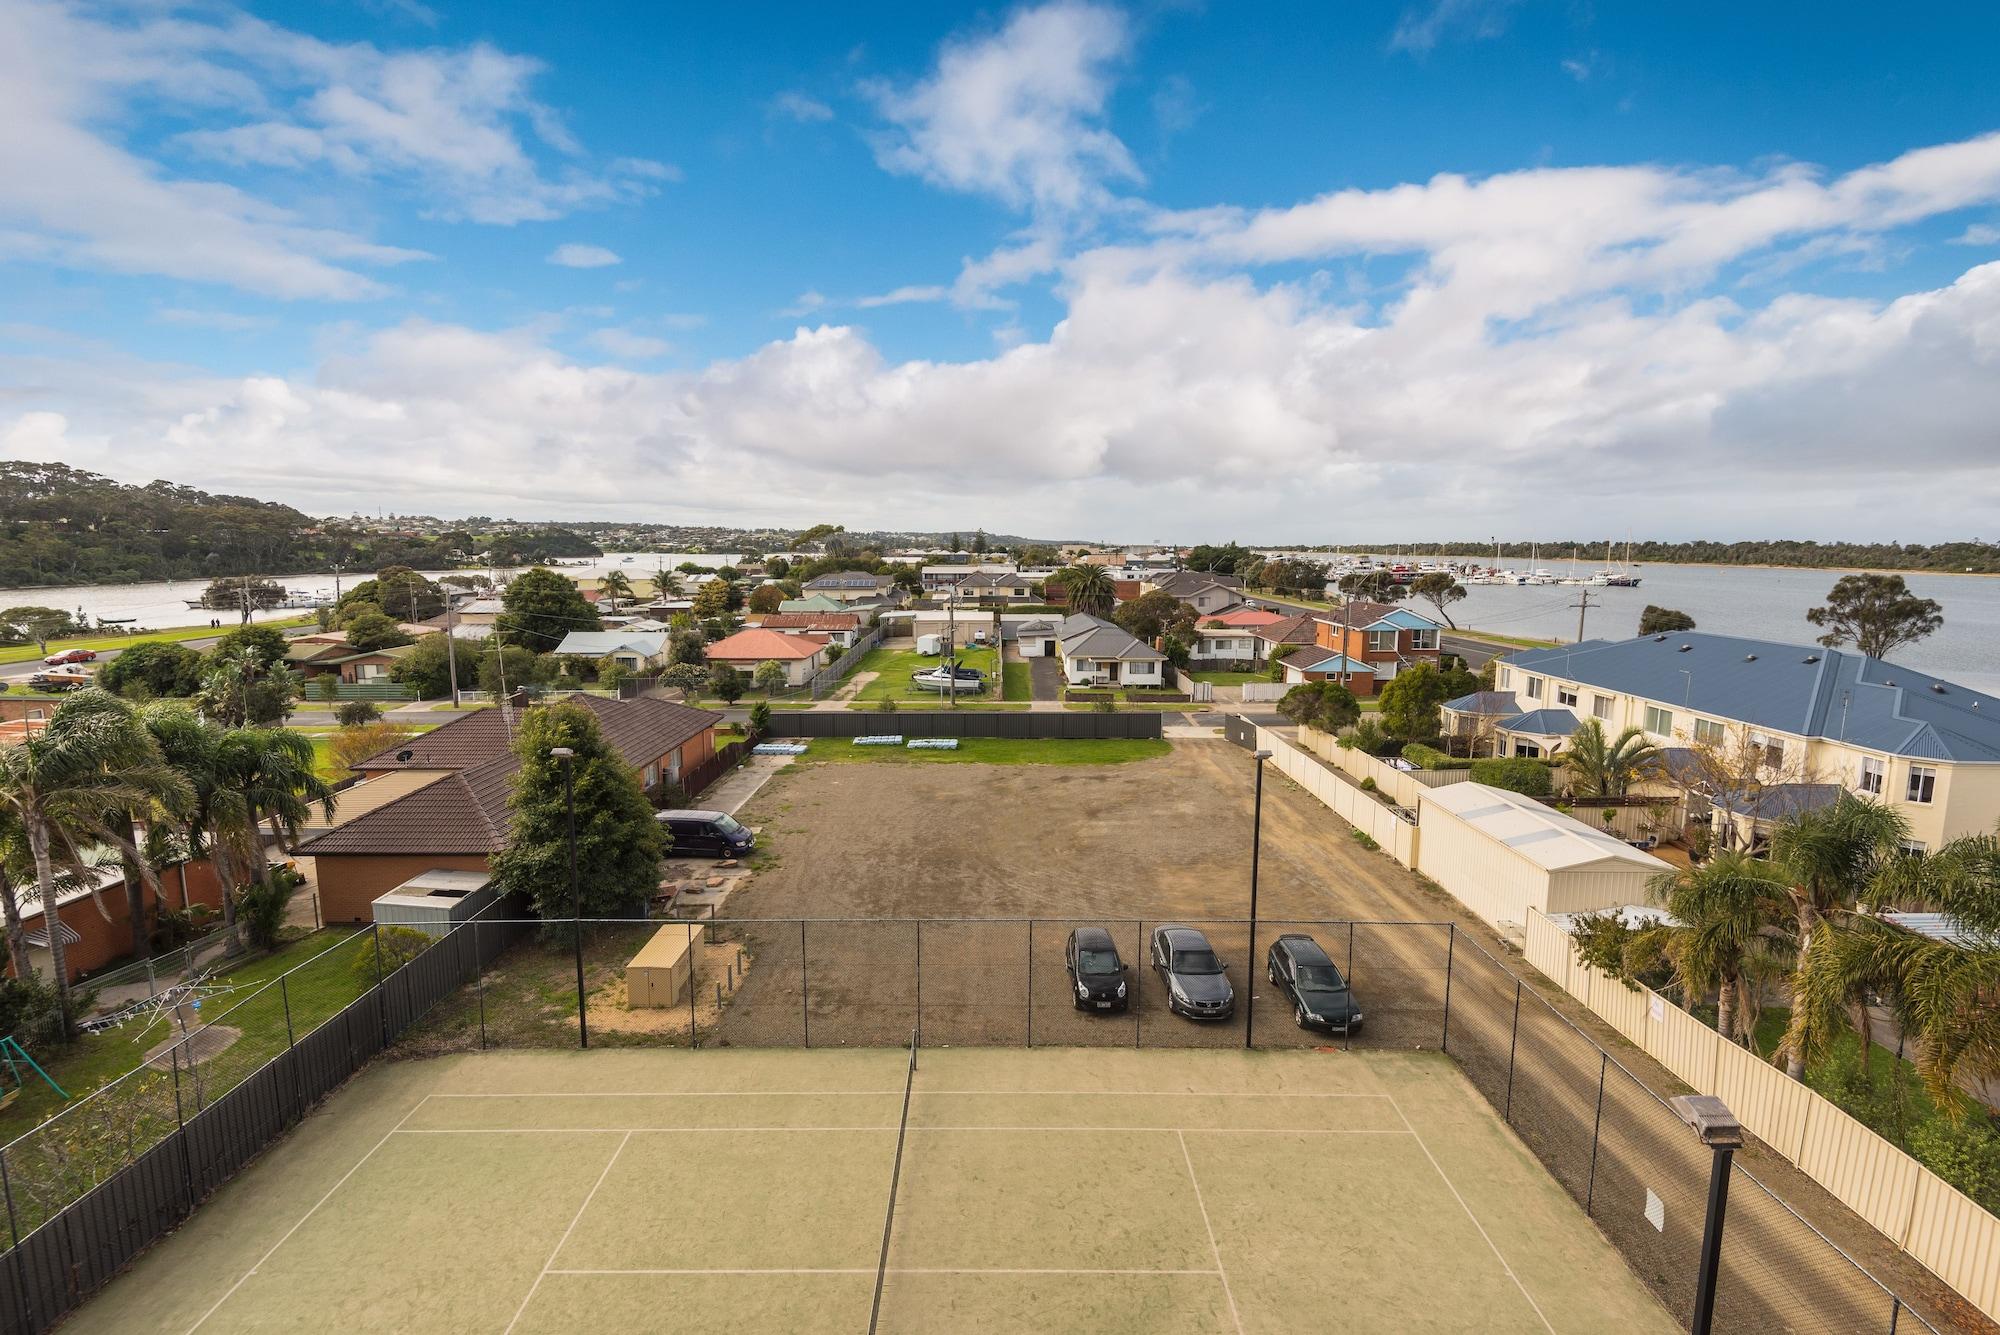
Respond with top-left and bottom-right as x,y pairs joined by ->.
1253,726 -> 1418,865
1523,907 -> 2000,1323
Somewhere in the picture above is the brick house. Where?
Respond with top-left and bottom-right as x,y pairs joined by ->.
747,612 -> 863,648
10,858 -> 230,984
296,696 -> 722,923
1307,601 -> 1442,695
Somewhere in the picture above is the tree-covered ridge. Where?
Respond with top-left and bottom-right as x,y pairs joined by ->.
0,461 -> 599,587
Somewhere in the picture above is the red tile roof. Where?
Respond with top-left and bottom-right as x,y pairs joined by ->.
753,613 -> 861,632
704,628 -> 830,660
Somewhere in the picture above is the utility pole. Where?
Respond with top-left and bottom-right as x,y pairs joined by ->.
445,592 -> 462,708
1570,589 -> 1594,643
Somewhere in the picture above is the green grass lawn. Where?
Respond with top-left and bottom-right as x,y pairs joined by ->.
0,616 -> 317,667
1453,628 -> 1562,649
0,927 -> 366,1150
851,645 -> 1002,702
1188,670 -> 1265,685
801,737 -> 1172,765
1002,661 -> 1031,701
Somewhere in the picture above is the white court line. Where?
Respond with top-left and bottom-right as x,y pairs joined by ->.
184,1093 -> 435,1335
501,1130 -> 632,1335
912,1089 -> 1395,1099
546,1266 -> 1223,1277
427,1090 -> 907,1098
389,1126 -> 1408,1136
1387,1094 -> 1555,1335
1176,1130 -> 1245,1335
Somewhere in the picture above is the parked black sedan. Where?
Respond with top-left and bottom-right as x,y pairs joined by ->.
1266,934 -> 1363,1033
1150,925 -> 1234,1020
1065,927 -> 1129,1012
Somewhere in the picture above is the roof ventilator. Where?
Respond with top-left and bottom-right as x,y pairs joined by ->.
1803,654 -> 1820,664
1678,644 -> 1693,653
1931,683 -> 1948,694
1744,654 -> 1757,662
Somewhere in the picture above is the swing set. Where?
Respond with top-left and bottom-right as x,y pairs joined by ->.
0,1035 -> 67,1108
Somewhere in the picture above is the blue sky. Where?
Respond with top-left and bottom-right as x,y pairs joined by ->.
4,1 -> 2000,540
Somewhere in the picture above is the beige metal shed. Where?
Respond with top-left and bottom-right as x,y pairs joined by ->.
1415,783 -> 1671,933
626,923 -> 700,1008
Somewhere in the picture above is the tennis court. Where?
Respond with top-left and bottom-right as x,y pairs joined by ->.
68,1047 -> 1675,1335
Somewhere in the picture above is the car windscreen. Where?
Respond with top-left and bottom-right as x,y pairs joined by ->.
713,814 -> 746,835
1172,949 -> 1223,974
1076,948 -> 1121,975
1296,965 -> 1346,990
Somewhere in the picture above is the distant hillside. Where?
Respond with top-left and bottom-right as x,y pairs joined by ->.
0,462 -> 598,588
1325,539 -> 2000,574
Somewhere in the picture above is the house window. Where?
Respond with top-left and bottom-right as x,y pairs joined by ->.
668,748 -> 683,783
1899,838 -> 1927,858
1366,630 -> 1396,653
1749,733 -> 1785,770
1498,667 -> 1512,689
1906,765 -> 1937,804
1523,675 -> 1543,701
1693,718 -> 1725,747
27,709 -> 44,721
643,763 -> 658,788
1556,687 -> 1578,708
1409,629 -> 1438,652
1857,756 -> 1884,796
1515,741 -> 1542,759
1591,695 -> 1612,721
1644,705 -> 1674,736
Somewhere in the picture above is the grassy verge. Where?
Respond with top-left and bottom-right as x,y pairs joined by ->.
1002,661 -> 1031,701
1188,670 -> 1264,685
0,617 -> 317,667
801,737 -> 1171,766
1452,628 -> 1561,649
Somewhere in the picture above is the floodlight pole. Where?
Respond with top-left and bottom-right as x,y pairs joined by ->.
1672,1094 -> 1745,1335
1243,749 -> 1272,1049
552,746 -> 587,1049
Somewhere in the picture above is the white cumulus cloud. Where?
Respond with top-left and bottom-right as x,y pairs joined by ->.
548,243 -> 622,268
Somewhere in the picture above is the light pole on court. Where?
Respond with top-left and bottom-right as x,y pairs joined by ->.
1672,1094 -> 1745,1335
1243,748 -> 1272,1049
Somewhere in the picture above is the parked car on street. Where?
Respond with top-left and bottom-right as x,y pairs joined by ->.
27,669 -> 90,692
1065,927 -> 1129,1012
1266,934 -> 1363,1033
1150,924 -> 1233,1020
655,809 -> 756,857
43,648 -> 97,665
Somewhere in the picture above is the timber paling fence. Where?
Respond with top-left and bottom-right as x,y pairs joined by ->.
762,710 -> 1164,739
0,910 -> 1944,1334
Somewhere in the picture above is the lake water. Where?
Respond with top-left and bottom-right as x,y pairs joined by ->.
9,553 -> 1997,695
0,552 -> 742,633
1442,563 -> 2000,694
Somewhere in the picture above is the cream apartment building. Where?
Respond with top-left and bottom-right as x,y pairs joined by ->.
1460,632 -> 2000,853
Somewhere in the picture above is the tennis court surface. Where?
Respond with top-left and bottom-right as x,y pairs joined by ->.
70,1047 -> 1676,1335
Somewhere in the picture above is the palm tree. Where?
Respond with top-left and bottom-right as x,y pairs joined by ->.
1769,794 -> 1908,1078
600,570 -> 635,607
1631,853 -> 1793,1044
1563,720 -> 1664,797
0,690 -> 191,1036
651,567 -> 682,600
1056,564 -> 1115,618
215,728 -> 334,916
1793,835 -> 2000,1112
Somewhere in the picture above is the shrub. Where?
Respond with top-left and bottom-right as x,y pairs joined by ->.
1350,830 -> 1379,851
330,722 -> 417,773
0,974 -> 83,1050
1400,742 -> 1461,770
1470,757 -> 1555,796
335,699 -> 382,727
237,867 -> 303,952
748,701 -> 772,736
1336,719 -> 1391,754
349,926 -> 435,989
1359,777 -> 1377,792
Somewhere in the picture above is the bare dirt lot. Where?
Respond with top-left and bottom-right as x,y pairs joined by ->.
710,739 -> 1464,1051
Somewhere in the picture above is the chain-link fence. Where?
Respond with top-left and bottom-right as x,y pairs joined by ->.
0,909 -> 1947,1334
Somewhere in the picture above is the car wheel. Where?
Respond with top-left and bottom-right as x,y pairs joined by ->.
1268,963 -> 1279,984
1295,1002 -> 1308,1028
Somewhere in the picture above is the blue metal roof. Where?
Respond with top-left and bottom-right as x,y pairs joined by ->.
1370,609 -> 1440,632
1292,651 -> 1370,674
1498,708 -> 1581,736
1502,632 -> 2000,763
1444,690 -> 1518,715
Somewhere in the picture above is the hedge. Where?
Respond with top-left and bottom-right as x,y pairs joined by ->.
1470,757 -> 1556,796
1400,742 -> 1467,771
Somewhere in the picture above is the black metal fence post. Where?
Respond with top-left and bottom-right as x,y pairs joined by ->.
686,924 -> 699,1048
1,1151 -> 30,1335
1585,1052 -> 1608,1215
475,919 -> 487,1050
170,1043 -> 196,1204
799,920 -> 810,1048
1025,920 -> 1034,1047
1131,920 -> 1142,1049
914,920 -> 923,1048
1345,922 -> 1355,1053
280,974 -> 304,1122
372,924 -> 387,1047
1503,979 -> 1522,1122
1439,923 -> 1456,1052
